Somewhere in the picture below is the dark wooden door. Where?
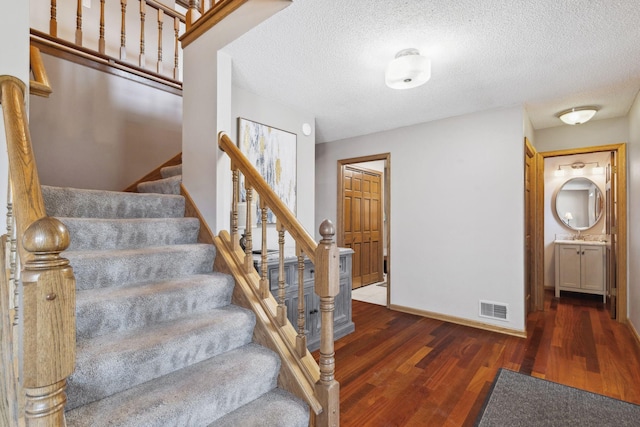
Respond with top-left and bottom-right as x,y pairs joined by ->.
343,165 -> 383,289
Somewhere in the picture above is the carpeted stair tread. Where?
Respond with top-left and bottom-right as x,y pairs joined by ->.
66,244 -> 216,290
76,273 -> 234,340
208,388 -> 309,427
68,306 -> 256,410
65,343 -> 281,427
42,185 -> 185,219
137,175 -> 182,195
58,217 -> 200,251
49,172 -> 310,425
160,164 -> 182,178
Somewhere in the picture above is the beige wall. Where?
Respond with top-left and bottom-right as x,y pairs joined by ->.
29,53 -> 182,191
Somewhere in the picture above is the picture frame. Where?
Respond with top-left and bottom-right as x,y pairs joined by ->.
237,117 -> 297,224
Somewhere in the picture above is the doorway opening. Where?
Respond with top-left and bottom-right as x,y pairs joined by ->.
535,144 -> 627,322
337,153 -> 391,308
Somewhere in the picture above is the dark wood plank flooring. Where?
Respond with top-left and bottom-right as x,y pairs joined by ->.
321,290 -> 640,426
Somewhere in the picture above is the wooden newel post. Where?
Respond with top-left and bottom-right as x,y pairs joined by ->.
314,219 -> 340,427
21,217 -> 76,427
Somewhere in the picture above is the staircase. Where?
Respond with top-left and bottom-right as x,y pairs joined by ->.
40,164 -> 309,426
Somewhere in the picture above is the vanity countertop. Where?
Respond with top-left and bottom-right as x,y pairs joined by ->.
554,239 -> 607,246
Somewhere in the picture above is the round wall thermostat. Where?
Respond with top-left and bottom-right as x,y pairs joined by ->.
302,123 -> 312,136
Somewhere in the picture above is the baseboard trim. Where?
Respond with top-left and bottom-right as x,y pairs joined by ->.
389,304 -> 527,338
627,320 -> 640,350
180,184 -> 215,245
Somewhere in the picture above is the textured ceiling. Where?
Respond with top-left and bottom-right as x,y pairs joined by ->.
222,0 -> 640,143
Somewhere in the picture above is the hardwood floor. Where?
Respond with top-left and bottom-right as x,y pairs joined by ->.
323,290 -> 640,426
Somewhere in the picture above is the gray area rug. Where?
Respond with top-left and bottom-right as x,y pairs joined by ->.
475,368 -> 640,426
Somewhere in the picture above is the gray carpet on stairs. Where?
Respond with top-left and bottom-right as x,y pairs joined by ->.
161,164 -> 182,178
59,217 -> 201,251
137,175 -> 182,195
42,178 -> 308,426
43,185 -> 185,218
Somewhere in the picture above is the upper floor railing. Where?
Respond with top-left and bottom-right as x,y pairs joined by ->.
218,132 -> 340,426
32,0 -> 185,83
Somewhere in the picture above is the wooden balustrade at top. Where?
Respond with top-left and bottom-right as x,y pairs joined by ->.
41,0 -> 185,84
1,75 -> 77,427
218,132 -> 340,426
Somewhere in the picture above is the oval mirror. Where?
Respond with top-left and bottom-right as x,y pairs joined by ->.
555,177 -> 603,231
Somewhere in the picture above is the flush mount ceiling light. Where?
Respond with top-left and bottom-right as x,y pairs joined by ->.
556,106 -> 599,125
385,48 -> 431,90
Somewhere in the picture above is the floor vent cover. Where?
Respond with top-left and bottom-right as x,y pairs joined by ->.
479,300 -> 508,321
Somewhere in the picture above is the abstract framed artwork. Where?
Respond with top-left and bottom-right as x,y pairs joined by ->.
237,117 -> 297,223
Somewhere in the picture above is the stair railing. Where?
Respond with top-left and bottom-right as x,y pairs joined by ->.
29,46 -> 53,98
1,75 -> 77,427
218,132 -> 340,426
35,0 -> 185,82
184,0 -> 226,28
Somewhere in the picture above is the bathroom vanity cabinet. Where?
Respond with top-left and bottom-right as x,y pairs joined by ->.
555,241 -> 606,302
254,248 -> 355,352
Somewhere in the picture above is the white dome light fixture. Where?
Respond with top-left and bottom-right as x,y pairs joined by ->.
557,106 -> 599,125
385,48 -> 431,90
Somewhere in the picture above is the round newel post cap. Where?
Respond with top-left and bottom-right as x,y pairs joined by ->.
319,219 -> 335,242
23,217 -> 70,254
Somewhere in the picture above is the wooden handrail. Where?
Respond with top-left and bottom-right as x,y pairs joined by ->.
218,131 -> 340,426
147,0 -> 186,20
30,46 -> 53,98
1,77 -> 46,259
219,132 -> 318,263
1,75 -> 76,426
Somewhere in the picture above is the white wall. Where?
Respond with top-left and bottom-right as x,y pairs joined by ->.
28,53 -> 182,190
627,93 -> 640,335
542,152 -> 609,288
535,117 -> 629,152
182,0 -> 291,233
231,86 -> 315,249
316,106 -> 526,332
524,111 -> 535,147
0,1 -> 30,225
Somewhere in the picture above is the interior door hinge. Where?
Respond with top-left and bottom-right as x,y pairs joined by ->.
612,166 -> 618,174
611,287 -> 618,296
611,226 -> 618,234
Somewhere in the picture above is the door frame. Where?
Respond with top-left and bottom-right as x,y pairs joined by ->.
536,143 -> 627,321
337,153 -> 391,307
524,138 -> 542,312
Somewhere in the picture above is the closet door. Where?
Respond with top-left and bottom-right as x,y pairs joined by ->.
342,165 -> 383,289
